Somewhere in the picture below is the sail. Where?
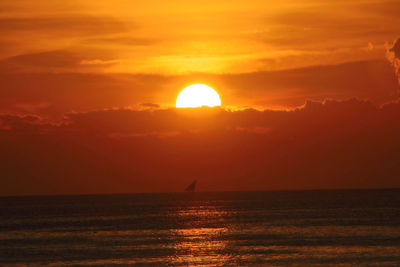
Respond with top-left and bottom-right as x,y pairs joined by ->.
185,180 -> 197,192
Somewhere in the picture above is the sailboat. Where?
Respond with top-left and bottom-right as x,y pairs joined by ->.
185,180 -> 197,192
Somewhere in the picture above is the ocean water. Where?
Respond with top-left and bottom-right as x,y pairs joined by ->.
1,190 -> 400,266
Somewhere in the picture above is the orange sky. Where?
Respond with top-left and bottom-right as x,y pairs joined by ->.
1,0 -> 400,110
1,0 -> 399,74
1,1 -> 400,195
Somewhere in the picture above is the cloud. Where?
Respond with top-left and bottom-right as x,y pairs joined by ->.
1,0 -> 400,75
220,60 -> 398,107
0,14 -> 130,63
60,99 -> 377,135
386,37 -> 400,95
0,71 -> 148,117
389,38 -> 400,58
82,36 -> 158,46
360,0 -> 400,18
0,113 -> 50,132
1,51 -> 86,72
259,7 -> 400,52
0,49 -> 123,73
14,102 -> 51,113
1,99 -> 400,195
80,59 -> 123,66
140,103 -> 160,109
0,16 -> 128,37
0,59 -> 397,117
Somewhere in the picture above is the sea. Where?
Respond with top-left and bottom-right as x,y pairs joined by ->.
1,189 -> 400,266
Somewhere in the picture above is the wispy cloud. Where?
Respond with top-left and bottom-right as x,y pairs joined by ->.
0,16 -> 128,37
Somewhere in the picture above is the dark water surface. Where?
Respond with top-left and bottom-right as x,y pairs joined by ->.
1,190 -> 400,266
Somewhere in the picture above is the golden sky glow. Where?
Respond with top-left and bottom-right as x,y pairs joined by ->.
1,0 -> 399,75
0,0 -> 399,111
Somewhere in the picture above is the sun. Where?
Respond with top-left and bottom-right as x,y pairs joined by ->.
176,84 -> 221,108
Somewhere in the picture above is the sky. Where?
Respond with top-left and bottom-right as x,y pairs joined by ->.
1,0 -> 400,195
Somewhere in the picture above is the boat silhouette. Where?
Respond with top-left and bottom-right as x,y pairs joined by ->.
185,180 -> 197,192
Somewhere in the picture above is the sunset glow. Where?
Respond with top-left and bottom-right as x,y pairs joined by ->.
2,0 -> 400,265
1,0 -> 400,195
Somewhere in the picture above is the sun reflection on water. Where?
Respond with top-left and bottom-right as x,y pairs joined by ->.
167,205 -> 232,266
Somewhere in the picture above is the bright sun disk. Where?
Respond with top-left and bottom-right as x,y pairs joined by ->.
176,84 -> 221,108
